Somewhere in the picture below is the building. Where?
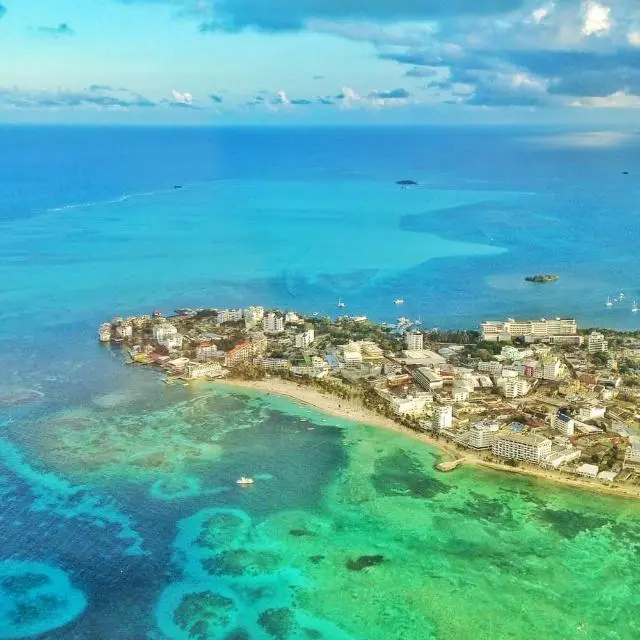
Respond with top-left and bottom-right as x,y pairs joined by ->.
575,463 -> 599,478
285,311 -> 303,325
342,350 -> 363,369
295,328 -> 315,349
588,331 -> 609,354
264,312 -> 285,334
153,322 -> 178,344
452,388 -> 469,403
554,412 -> 575,436
412,367 -> 444,391
492,433 -> 552,463
162,333 -> 184,351
540,358 -> 562,381
406,332 -> 424,351
114,322 -> 133,340
254,357 -> 290,371
468,421 -> 499,449
187,362 -> 223,379
477,361 -> 503,376
217,309 -> 244,325
481,318 -> 577,343
244,306 -> 265,329
360,342 -> 384,363
502,378 -> 530,399
432,405 -> 453,432
389,395 -> 429,417
99,323 -> 112,342
224,334 -> 267,367
542,446 -> 582,469
195,341 -> 220,360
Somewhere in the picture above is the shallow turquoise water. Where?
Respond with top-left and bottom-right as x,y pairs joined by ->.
2,125 -> 640,638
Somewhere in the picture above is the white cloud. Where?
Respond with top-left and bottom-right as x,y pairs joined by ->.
272,89 -> 290,105
171,90 -> 193,104
581,1 -> 612,37
628,31 -> 640,46
526,130 -> 636,148
530,4 -> 554,24
570,91 -> 640,108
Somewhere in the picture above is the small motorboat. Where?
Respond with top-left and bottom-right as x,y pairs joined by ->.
236,476 -> 254,486
395,298 -> 404,305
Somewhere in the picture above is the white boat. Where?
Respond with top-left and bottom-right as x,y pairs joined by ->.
337,299 -> 346,308
606,297 -> 613,307
395,298 -> 404,305
633,300 -> 639,313
236,477 -> 254,486
619,292 -> 626,300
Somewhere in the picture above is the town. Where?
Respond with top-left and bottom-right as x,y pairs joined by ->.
99,308 -> 640,492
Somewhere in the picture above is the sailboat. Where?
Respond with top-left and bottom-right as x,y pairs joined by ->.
337,299 -> 347,308
632,300 -> 639,313
394,298 -> 404,305
606,297 -> 613,307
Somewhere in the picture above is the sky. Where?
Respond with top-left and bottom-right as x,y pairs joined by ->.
2,0 -> 640,124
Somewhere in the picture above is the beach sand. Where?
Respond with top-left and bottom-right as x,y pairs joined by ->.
215,376 -> 640,501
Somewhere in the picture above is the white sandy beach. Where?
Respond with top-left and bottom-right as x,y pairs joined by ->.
214,376 -> 640,501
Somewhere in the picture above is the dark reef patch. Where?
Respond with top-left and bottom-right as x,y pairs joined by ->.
538,509 -> 611,539
371,449 -> 449,499
258,607 -> 296,639
346,555 -> 385,571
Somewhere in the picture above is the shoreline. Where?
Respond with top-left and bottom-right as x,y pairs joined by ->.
213,376 -> 640,501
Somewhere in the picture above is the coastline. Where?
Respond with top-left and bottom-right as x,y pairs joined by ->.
212,376 -> 640,501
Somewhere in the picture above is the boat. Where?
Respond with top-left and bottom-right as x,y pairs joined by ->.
236,477 -> 254,486
619,292 -> 626,300
606,297 -> 613,307
395,298 -> 404,305
633,300 -> 639,313
337,299 -> 347,308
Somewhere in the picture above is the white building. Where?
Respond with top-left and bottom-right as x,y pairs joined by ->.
588,331 -> 608,354
195,342 -> 220,360
478,361 -> 503,376
502,378 -> 530,399
406,332 -> 424,351
163,333 -> 184,351
575,463 -> 599,478
153,323 -> 178,344
468,421 -> 499,449
554,412 -> 575,436
390,395 -> 429,417
244,306 -> 265,329
452,388 -> 469,403
481,318 -> 577,342
540,358 -> 562,381
342,350 -> 363,369
285,311 -> 303,325
413,367 -> 444,391
264,312 -> 285,334
114,323 -> 133,340
255,357 -> 290,371
217,309 -> 244,325
295,328 -> 315,349
542,447 -> 582,469
432,405 -> 453,432
187,362 -> 223,379
492,433 -> 552,463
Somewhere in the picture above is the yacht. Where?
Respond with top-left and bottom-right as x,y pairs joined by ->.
619,292 -> 626,300
606,297 -> 614,307
236,477 -> 254,486
337,299 -> 347,308
633,300 -> 639,313
395,298 -> 404,305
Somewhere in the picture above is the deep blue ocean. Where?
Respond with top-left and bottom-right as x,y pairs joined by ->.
1,125 -> 640,639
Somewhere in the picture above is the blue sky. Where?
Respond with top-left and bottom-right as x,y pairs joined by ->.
2,0 -> 640,124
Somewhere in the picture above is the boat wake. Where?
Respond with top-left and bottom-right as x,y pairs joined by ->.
45,187 -> 180,214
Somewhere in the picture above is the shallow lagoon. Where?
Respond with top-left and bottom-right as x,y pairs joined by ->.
3,385 -> 638,639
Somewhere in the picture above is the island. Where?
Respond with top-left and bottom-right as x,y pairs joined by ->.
396,179 -> 417,186
525,274 -> 559,284
98,307 -> 640,499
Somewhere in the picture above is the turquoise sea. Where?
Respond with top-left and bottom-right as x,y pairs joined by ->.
1,125 -> 640,639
